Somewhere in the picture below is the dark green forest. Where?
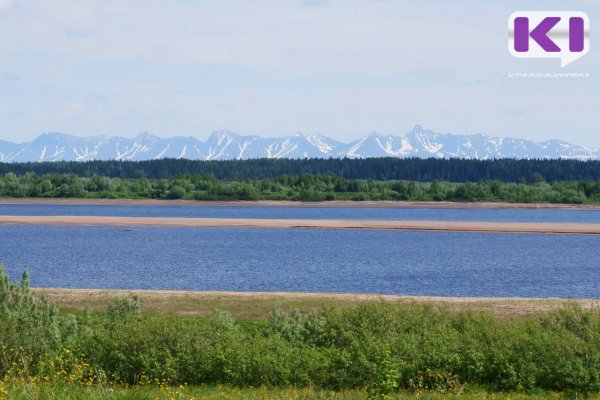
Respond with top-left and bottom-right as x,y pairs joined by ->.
2,157 -> 600,182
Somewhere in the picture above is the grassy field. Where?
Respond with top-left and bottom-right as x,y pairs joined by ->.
33,288 -> 600,319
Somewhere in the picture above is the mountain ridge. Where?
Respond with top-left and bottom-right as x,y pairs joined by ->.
1,126 -> 598,162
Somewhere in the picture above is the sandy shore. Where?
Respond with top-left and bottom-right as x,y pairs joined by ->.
2,215 -> 600,235
33,288 -> 599,318
1,197 -> 600,209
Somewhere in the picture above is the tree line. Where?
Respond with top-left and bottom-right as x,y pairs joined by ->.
1,172 -> 599,203
2,157 -> 600,182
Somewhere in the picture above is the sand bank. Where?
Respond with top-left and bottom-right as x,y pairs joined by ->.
2,215 -> 600,234
1,197 -> 600,210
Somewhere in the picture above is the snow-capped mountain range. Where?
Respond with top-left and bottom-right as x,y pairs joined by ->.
0,125 -> 598,162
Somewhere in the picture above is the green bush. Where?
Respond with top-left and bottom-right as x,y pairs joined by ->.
0,265 -> 77,377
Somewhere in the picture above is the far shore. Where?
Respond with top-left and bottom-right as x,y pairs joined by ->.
2,197 -> 600,210
33,288 -> 600,318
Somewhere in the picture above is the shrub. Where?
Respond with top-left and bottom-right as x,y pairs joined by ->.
0,265 -> 77,377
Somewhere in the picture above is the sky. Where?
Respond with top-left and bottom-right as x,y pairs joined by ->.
0,0 -> 599,147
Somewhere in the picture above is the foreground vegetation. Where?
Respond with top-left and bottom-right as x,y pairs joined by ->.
2,172 -> 600,203
2,266 -> 600,398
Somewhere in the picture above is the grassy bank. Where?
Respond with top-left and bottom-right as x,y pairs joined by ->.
3,266 -> 600,397
32,288 -> 599,319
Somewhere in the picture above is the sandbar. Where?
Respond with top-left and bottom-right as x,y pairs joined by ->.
1,197 -> 600,210
2,215 -> 600,235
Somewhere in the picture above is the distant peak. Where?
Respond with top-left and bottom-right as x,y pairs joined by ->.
208,129 -> 238,139
213,129 -> 231,134
38,132 -> 70,138
33,132 -> 79,142
135,132 -> 158,140
410,124 -> 425,133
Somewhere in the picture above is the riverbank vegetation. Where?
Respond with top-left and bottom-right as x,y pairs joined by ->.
2,266 -> 600,398
1,172 -> 600,203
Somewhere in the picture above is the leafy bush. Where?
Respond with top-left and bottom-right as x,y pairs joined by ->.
0,265 -> 77,377
105,295 -> 141,328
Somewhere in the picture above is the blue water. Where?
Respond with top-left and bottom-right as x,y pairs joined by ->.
1,203 -> 600,223
0,225 -> 599,298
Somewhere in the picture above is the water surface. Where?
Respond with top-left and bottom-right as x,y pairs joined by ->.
1,203 -> 600,223
0,225 -> 598,298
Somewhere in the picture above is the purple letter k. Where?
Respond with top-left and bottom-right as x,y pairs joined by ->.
514,17 -> 561,52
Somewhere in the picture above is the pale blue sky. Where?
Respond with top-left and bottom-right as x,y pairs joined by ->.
0,0 -> 598,146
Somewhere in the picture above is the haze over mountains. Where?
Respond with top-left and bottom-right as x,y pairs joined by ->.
0,125 -> 598,162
